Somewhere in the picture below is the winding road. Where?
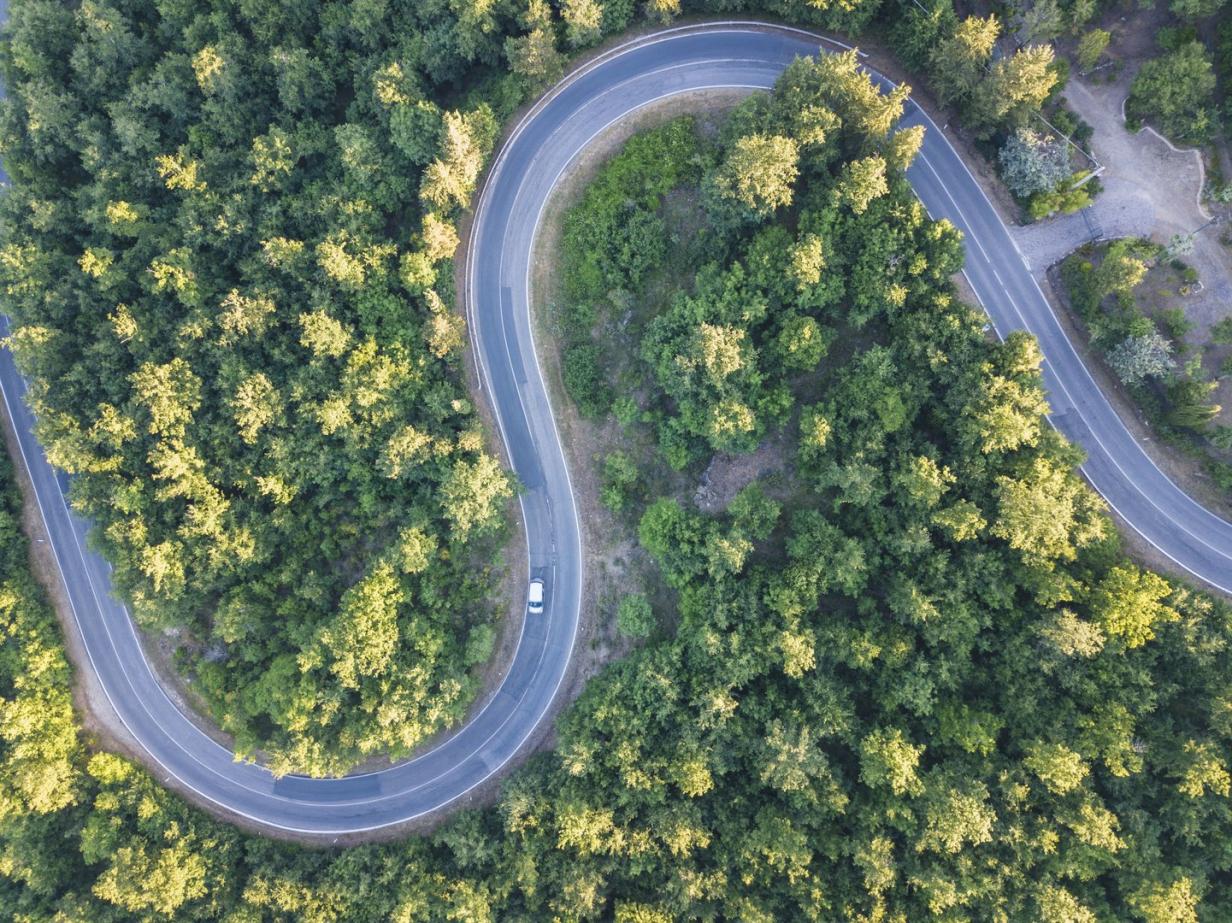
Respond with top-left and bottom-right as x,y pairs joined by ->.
1,22 -> 1230,836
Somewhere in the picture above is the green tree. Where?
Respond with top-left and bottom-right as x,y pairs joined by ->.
1167,376 -> 1221,430
1076,29 -> 1111,72
92,841 -> 207,917
1129,876 -> 1201,923
1094,239 -> 1150,296
1127,42 -> 1218,143
928,15 -> 999,106
968,45 -> 1058,137
1088,565 -> 1177,649
1019,0 -> 1064,43
1024,741 -> 1089,794
440,454 -> 513,540
835,155 -> 888,214
505,1 -> 564,85
993,457 -> 1107,564
999,128 -> 1071,198
711,134 -> 800,219
859,728 -> 924,796
1170,0 -> 1227,18
561,0 -> 604,47
1107,332 -> 1175,385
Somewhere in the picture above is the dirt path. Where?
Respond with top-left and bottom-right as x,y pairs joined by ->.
1063,75 -> 1227,328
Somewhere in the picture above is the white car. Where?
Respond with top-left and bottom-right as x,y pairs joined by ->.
527,577 -> 545,615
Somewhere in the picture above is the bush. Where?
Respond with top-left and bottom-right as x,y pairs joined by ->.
1026,175 -> 1092,219
1126,42 -> 1218,143
600,451 -> 640,512
1062,255 -> 1101,319
615,593 -> 655,638
1210,316 -> 1232,345
1184,0 -> 1231,15
1159,307 -> 1194,345
1158,25 -> 1199,51
1209,425 -> 1232,451
1107,331 -> 1175,384
564,343 -> 613,418
612,396 -> 640,426
561,117 -> 703,304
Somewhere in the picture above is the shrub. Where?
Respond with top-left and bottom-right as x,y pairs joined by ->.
564,343 -> 613,418
1159,307 -> 1194,345
1107,331 -> 1175,384
1027,175 -> 1092,219
600,451 -> 640,513
1062,255 -> 1101,319
616,593 -> 655,638
1126,42 -> 1217,143
999,128 -> 1071,198
1210,316 -> 1232,345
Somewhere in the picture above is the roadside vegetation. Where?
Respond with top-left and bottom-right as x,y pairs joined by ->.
882,0 -> 1232,513
884,0 -> 1100,222
1072,0 -> 1230,203
5,37 -> 1232,920
1061,239 -> 1232,491
1128,20 -> 1227,147
1126,33 -> 1219,144
0,0 -> 1221,782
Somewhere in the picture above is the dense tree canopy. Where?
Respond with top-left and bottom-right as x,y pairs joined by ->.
7,59 -> 1232,916
0,0 -> 566,774
1126,40 -> 1219,143
888,1 -> 1061,141
4,2 -> 1232,920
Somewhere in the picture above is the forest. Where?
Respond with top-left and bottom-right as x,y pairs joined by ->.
1,3 -> 1231,914
0,0 -> 542,776
0,0 -> 1208,777
0,0 -> 971,781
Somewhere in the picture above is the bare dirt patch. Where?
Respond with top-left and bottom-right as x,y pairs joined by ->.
694,432 -> 792,514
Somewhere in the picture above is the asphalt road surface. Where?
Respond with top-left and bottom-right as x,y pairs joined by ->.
1,22 -> 1229,836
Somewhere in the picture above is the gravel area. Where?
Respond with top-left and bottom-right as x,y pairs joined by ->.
1012,76 -> 1218,276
